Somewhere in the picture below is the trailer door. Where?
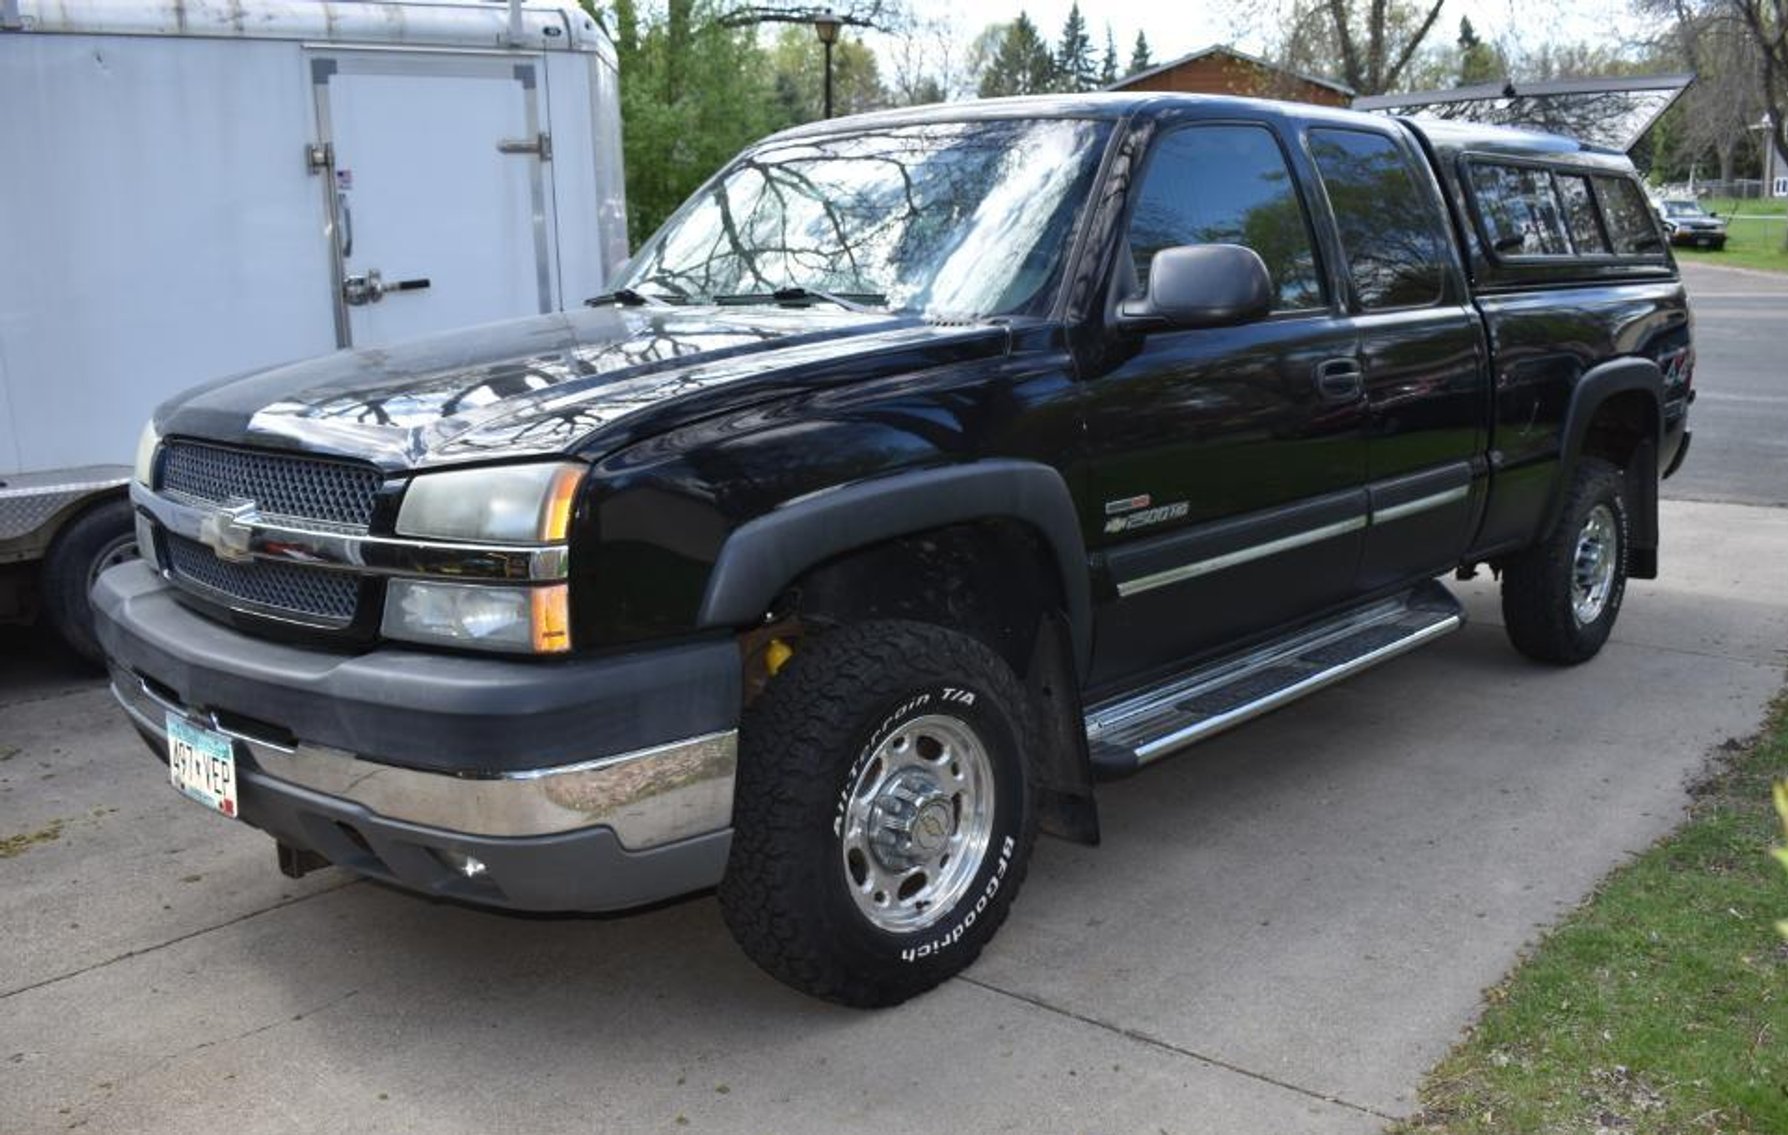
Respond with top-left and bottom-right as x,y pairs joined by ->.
310,52 -> 557,348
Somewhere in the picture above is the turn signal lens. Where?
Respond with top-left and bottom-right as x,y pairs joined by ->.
530,584 -> 572,654
541,465 -> 583,543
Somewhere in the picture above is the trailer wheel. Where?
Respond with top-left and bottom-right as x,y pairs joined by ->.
42,498 -> 137,667
719,619 -> 1038,1007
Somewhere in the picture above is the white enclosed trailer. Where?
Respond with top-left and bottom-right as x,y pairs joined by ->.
0,0 -> 628,660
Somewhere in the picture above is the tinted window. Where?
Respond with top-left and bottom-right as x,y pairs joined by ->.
1556,174 -> 1610,254
1468,162 -> 1572,257
1595,176 -> 1664,255
1128,125 -> 1323,310
1309,128 -> 1448,309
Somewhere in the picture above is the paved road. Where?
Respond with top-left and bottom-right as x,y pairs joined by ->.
2,267 -> 1784,1133
1670,262 -> 1788,508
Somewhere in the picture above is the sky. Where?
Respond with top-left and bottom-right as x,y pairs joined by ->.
872,0 -> 1649,82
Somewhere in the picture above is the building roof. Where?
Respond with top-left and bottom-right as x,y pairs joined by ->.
1107,45 -> 1355,98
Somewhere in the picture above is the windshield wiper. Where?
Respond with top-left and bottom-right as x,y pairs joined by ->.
585,275 -> 694,308
584,287 -> 677,308
712,286 -> 888,313
586,287 -> 697,311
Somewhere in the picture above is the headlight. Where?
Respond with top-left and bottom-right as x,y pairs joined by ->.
397,462 -> 584,543
382,580 -> 571,654
133,421 -> 160,486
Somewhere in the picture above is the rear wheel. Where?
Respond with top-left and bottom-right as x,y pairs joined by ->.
42,498 -> 138,667
719,619 -> 1037,1007
1500,457 -> 1628,665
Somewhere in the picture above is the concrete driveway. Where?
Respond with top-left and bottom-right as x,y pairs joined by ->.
3,266 -> 1784,1134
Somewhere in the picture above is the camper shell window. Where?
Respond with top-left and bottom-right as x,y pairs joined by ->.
1462,157 -> 1663,265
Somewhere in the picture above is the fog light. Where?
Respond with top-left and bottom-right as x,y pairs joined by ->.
441,850 -> 487,879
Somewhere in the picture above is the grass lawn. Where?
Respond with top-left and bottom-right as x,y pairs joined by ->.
1393,694 -> 1788,1134
1673,198 -> 1788,273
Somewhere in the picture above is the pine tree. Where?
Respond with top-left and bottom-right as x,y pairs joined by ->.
1457,16 -> 1499,85
1128,29 -> 1154,77
977,12 -> 1056,97
1099,24 -> 1119,87
1055,3 -> 1096,92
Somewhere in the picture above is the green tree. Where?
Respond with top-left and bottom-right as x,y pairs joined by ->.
978,13 -> 1057,97
593,0 -> 789,247
1055,3 -> 1097,91
1099,24 -> 1120,86
768,24 -> 887,121
1128,29 -> 1154,76
1457,16 -> 1501,84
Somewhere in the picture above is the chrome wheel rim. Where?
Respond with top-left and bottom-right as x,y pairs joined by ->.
1570,503 -> 1618,626
839,713 -> 995,935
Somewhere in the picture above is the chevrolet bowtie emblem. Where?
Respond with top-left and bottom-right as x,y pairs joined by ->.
197,498 -> 258,563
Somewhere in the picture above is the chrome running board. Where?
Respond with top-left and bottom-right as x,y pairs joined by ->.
1084,580 -> 1464,780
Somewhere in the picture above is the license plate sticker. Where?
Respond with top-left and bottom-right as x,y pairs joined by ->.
167,714 -> 239,818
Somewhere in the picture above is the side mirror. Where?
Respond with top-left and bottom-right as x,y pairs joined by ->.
1119,244 -> 1273,330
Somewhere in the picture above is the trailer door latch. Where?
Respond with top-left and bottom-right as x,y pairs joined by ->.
497,132 -> 552,161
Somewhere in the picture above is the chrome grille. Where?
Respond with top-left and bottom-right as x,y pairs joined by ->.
160,442 -> 381,529
165,534 -> 359,623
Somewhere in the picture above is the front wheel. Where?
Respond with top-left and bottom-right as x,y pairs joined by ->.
719,620 -> 1037,1007
1500,457 -> 1629,665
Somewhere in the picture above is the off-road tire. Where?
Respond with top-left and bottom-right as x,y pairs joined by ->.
1500,457 -> 1629,665
42,497 -> 138,668
719,619 -> 1038,1007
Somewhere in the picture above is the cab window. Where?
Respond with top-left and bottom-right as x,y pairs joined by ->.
1308,128 -> 1450,309
1127,124 -> 1324,311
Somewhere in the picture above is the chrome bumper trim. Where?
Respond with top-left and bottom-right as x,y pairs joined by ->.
112,667 -> 736,850
131,481 -> 569,583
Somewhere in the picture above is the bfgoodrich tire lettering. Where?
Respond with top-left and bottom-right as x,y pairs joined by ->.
719,619 -> 1037,1007
1500,457 -> 1629,665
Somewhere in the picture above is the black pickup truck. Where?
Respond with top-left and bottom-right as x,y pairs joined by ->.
95,93 -> 1693,1007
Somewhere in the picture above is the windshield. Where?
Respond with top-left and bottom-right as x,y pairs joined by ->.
1662,201 -> 1707,218
617,117 -> 1115,318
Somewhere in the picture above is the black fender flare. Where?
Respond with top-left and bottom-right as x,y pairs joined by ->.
1544,357 -> 1664,574
697,460 -> 1093,675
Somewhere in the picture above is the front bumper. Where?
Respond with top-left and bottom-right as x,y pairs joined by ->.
95,561 -> 741,911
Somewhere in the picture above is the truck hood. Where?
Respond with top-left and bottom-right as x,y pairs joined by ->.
157,307 -> 1010,471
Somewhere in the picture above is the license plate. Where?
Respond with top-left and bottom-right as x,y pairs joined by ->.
167,714 -> 239,818
1695,236 -> 1713,246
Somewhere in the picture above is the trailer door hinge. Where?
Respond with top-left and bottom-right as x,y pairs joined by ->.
306,141 -> 334,174
497,132 -> 552,161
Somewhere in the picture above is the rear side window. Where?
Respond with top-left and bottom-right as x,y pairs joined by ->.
1468,162 -> 1572,256
1555,175 -> 1610,254
1308,128 -> 1449,309
1128,124 -> 1324,311
1595,176 -> 1664,255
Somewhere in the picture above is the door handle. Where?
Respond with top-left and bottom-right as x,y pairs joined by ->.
342,272 -> 430,306
1314,358 -> 1364,403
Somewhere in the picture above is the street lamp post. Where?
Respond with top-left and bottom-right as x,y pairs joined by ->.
812,8 -> 843,119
